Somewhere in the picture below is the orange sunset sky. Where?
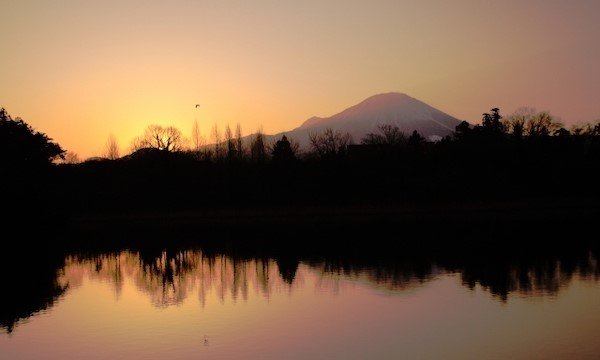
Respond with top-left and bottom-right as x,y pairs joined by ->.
1,0 -> 599,158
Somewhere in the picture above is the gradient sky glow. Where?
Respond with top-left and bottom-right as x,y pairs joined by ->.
1,0 -> 599,157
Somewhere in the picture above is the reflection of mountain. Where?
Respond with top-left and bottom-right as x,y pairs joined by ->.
2,244 -> 599,334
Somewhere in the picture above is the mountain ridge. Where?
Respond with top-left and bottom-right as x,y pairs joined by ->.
275,92 -> 461,147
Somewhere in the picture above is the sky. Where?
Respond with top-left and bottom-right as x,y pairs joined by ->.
1,0 -> 599,158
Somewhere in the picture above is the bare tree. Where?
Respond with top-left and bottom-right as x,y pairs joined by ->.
504,108 -> 562,138
224,124 -> 236,161
362,124 -> 407,146
309,128 -> 352,158
105,134 -> 120,160
235,123 -> 244,160
131,125 -> 185,152
572,121 -> 600,136
526,111 -> 562,137
211,124 -> 223,161
504,107 -> 535,138
63,151 -> 80,164
191,119 -> 204,157
288,136 -> 301,156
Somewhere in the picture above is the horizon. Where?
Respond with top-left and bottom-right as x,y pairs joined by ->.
2,1 -> 600,158
2,90 -> 596,160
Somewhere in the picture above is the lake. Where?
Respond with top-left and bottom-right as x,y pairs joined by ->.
1,245 -> 599,360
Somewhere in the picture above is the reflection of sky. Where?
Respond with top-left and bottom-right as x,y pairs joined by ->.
1,251 -> 600,359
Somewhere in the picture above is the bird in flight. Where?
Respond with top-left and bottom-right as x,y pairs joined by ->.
195,104 -> 200,108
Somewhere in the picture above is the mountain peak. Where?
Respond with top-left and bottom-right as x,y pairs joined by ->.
361,92 -> 412,102
300,116 -> 325,128
343,92 -> 416,115
288,92 -> 460,146
300,93 -> 410,129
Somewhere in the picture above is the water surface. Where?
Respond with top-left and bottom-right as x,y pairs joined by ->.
1,249 -> 599,359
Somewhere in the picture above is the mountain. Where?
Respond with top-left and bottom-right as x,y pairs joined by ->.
271,93 -> 461,147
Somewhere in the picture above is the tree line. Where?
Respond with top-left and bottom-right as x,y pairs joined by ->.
3,105 -> 600,167
2,104 -> 600,235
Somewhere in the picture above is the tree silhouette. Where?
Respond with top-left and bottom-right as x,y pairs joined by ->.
503,108 -> 562,138
554,127 -> 571,139
132,125 -> 184,152
271,135 -> 296,163
454,120 -> 472,140
309,128 -> 351,158
211,124 -> 223,161
408,130 -> 426,149
250,128 -> 267,163
0,108 -> 65,168
62,151 -> 81,164
503,107 -> 532,139
362,124 -> 407,146
191,120 -> 204,159
481,107 -> 504,134
104,134 -> 120,160
235,124 -> 244,160
525,111 -> 561,137
224,125 -> 237,161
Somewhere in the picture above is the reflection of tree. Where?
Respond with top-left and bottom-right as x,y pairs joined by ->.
276,257 -> 300,284
255,259 -> 272,297
304,245 -> 600,301
0,255 -> 67,334
135,250 -> 198,307
309,257 -> 437,294
5,244 -> 597,334
55,245 -> 600,311
63,251 -> 290,308
64,253 -> 133,298
232,258 -> 249,301
452,250 -> 600,301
